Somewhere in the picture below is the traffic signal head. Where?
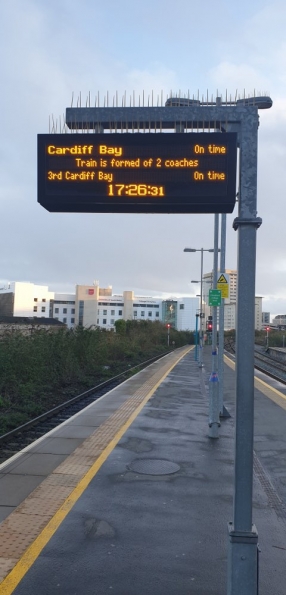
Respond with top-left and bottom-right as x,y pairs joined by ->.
207,323 -> 213,331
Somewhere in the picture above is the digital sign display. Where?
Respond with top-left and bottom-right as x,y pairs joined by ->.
37,132 -> 237,214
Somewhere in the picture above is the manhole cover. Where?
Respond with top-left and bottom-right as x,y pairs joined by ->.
128,459 -> 180,475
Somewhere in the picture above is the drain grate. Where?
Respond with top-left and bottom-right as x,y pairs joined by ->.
128,459 -> 180,475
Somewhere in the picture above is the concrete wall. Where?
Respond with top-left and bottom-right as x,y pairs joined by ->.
123,291 -> 134,320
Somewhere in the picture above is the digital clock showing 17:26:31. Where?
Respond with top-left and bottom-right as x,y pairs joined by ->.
108,184 -> 165,197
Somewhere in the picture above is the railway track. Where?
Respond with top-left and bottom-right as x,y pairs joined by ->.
2,345 -> 285,465
0,352 -> 168,464
224,340 -> 286,384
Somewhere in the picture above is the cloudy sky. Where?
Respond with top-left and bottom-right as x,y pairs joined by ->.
0,0 -> 285,318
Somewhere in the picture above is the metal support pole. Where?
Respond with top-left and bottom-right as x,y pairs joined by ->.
209,214 -> 220,438
198,248 -> 204,368
195,314 -> 199,360
218,213 -> 230,418
227,112 -> 260,595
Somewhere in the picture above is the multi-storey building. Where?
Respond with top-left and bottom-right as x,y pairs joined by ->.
271,315 -> 286,330
50,294 -> 76,328
0,282 -> 54,319
161,297 -> 199,331
75,284 -> 162,330
4,277 -> 264,332
262,312 -> 270,326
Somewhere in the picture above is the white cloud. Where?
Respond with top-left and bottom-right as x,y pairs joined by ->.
209,62 -> 269,96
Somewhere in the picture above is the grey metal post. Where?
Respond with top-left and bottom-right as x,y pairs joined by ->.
209,214 -> 220,438
199,248 -> 204,368
227,110 -> 260,595
195,313 -> 199,360
218,213 -> 229,417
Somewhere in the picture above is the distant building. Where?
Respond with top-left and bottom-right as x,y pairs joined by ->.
0,282 -> 54,319
50,293 -> 76,328
271,315 -> 286,330
262,312 -> 270,326
75,284 -> 162,330
161,297 -> 199,331
0,281 -> 199,332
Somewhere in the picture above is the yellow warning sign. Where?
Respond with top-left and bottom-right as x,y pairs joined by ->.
217,273 -> 229,298
217,274 -> 228,283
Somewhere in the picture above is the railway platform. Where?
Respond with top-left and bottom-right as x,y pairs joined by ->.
0,345 -> 286,594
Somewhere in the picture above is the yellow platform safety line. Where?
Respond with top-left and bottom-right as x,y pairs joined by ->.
224,354 -> 286,410
0,346 -> 193,595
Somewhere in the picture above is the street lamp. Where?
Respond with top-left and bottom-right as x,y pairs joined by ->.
184,248 -> 215,367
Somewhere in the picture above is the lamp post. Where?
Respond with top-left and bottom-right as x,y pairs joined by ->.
167,323 -> 170,347
184,248 -> 215,368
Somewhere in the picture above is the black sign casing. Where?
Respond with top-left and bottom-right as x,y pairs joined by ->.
37,132 -> 237,214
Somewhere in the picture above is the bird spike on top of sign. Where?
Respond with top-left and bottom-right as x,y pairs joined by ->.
48,89 -> 272,134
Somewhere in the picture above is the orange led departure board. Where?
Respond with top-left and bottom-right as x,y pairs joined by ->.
37,132 -> 237,213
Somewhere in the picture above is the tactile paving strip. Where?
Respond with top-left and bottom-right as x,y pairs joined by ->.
0,346 -> 191,583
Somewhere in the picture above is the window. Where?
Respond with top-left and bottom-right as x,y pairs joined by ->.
41,307 -> 46,313
42,299 -> 46,303
103,319 -> 107,324
63,308 -> 67,314
99,302 -> 123,306
118,310 -> 122,316
34,298 -> 38,302
141,311 -> 145,317
111,310 -> 115,315
156,312 -> 159,318
134,311 -> 137,317
103,309 -> 107,315
180,304 -> 184,310
33,306 -> 37,312
71,318 -> 75,324
71,308 -> 75,314
97,318 -> 99,324
63,318 -> 67,323
110,319 -> 114,324
148,312 -> 152,317
79,300 -> 84,326
55,308 -> 59,314
54,300 -> 75,305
